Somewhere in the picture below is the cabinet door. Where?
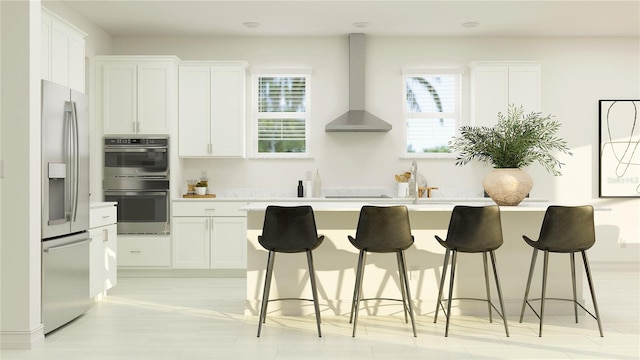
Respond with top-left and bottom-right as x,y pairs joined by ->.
470,65 -> 509,127
470,63 -> 540,127
67,34 -> 85,93
508,65 -> 540,114
41,12 -> 52,82
89,228 -> 105,298
210,66 -> 246,157
178,66 -> 211,156
50,22 -> 70,89
103,63 -> 137,134
137,62 -> 175,134
172,217 -> 210,268
117,235 -> 171,267
210,217 -> 247,269
104,224 -> 118,291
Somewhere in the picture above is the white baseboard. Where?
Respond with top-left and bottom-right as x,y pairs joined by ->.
117,268 -> 246,278
0,325 -> 45,350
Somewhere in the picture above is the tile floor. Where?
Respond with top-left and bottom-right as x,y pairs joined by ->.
2,263 -> 638,360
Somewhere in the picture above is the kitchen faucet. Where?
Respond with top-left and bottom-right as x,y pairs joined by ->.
410,160 -> 418,204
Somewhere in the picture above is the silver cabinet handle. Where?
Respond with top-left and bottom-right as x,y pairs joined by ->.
130,250 -> 141,254
103,228 -> 109,241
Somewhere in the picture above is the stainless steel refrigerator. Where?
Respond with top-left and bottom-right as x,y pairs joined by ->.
41,80 -> 90,334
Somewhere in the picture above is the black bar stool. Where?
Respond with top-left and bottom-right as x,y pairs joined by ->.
348,205 -> 417,337
434,205 -> 509,337
256,205 -> 324,337
519,205 -> 603,337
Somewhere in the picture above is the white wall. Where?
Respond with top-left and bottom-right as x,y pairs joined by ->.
0,2 -> 112,348
111,35 -> 639,262
1,0 -> 44,347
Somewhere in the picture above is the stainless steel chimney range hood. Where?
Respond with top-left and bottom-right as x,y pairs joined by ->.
325,33 -> 392,132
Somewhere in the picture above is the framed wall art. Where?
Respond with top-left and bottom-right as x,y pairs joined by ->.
599,99 -> 640,197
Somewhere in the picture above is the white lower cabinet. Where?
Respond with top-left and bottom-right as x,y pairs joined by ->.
172,201 -> 247,269
117,235 -> 171,267
89,203 -> 118,298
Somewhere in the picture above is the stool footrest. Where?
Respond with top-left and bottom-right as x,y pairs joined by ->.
267,297 -> 316,303
357,297 -> 406,303
437,297 -> 507,321
523,298 -> 599,321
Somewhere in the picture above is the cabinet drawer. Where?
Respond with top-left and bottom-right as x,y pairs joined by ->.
117,235 -> 170,267
90,205 -> 117,228
172,201 -> 247,217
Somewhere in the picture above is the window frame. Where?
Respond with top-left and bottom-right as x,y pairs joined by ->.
250,69 -> 312,159
402,68 -> 463,159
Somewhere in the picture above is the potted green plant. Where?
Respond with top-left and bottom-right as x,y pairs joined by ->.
195,181 -> 208,195
448,104 -> 572,205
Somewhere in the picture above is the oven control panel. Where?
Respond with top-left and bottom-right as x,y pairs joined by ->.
104,137 -> 168,147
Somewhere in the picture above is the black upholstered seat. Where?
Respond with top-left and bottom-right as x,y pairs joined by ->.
519,205 -> 603,337
434,205 -> 509,337
256,205 -> 324,337
348,205 -> 417,337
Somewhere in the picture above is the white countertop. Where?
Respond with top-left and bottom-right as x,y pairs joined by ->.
242,199 -> 551,212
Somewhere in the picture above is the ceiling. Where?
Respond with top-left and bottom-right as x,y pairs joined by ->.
58,0 -> 640,37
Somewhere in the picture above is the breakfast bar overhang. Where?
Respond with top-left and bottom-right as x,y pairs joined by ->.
244,200 -> 593,317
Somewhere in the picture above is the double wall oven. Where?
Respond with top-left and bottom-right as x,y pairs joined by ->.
103,137 -> 170,234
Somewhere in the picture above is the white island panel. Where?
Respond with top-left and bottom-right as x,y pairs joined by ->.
245,201 -> 594,317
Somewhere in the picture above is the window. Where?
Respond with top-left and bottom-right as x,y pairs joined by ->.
252,71 -> 311,157
403,69 -> 462,156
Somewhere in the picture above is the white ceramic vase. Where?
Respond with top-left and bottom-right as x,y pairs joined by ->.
482,168 -> 533,206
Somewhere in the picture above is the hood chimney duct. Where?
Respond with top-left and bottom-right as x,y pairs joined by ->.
325,33 -> 392,132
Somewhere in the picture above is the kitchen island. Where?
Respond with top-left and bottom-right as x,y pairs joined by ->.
244,198 -> 588,317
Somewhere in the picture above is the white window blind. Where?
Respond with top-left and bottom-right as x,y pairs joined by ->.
404,70 -> 461,155
253,74 -> 310,156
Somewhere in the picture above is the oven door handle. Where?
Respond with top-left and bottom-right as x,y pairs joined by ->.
104,148 -> 167,153
104,191 -> 169,196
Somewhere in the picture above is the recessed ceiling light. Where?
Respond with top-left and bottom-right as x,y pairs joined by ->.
352,22 -> 370,28
243,22 -> 260,28
462,21 -> 479,28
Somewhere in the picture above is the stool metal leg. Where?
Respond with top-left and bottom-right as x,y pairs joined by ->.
396,251 -> 409,323
520,248 -> 538,323
352,250 -> 367,337
482,252 -> 493,323
434,249 -> 450,323
257,250 -> 276,337
350,250 -> 365,324
570,252 -> 578,323
445,250 -> 458,337
489,250 -> 509,337
539,250 -> 550,337
582,251 -> 604,337
306,250 -> 322,337
398,250 -> 417,337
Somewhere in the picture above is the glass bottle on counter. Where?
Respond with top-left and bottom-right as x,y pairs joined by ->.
297,180 -> 304,198
313,169 -> 321,197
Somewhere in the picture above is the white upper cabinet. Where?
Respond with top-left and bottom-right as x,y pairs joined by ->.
41,8 -> 86,93
97,56 -> 179,135
469,62 -> 541,127
178,62 -> 247,157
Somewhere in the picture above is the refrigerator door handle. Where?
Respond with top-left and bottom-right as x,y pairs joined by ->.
71,101 -> 80,222
43,238 -> 91,253
64,101 -> 74,221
